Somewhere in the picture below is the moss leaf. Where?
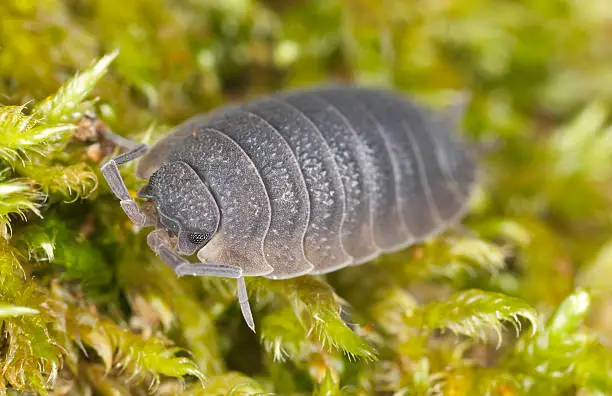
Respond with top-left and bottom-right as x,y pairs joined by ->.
0,177 -> 44,240
251,277 -> 377,361
33,50 -> 119,124
414,289 -> 538,346
0,303 -> 39,318
0,106 -> 76,167
512,289 -> 593,380
194,372 -> 265,395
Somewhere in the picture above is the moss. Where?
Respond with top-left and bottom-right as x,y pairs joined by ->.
1,0 -> 612,394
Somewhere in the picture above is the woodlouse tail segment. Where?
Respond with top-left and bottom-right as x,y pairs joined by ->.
146,229 -> 256,332
100,132 -> 152,227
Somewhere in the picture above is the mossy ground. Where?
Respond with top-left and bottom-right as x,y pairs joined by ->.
2,1 -> 612,395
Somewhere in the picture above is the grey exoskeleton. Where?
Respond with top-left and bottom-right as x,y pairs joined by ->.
100,85 -> 477,332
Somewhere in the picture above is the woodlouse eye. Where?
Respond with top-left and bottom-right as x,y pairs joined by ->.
188,232 -> 209,245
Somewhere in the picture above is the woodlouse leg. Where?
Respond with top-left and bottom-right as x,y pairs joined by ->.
236,277 -> 254,333
180,264 -> 254,332
146,229 -> 256,332
100,135 -> 150,227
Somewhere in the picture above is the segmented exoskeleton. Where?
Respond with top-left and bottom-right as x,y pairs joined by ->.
101,85 -> 477,331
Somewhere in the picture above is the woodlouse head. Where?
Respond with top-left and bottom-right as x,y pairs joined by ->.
138,160 -> 220,256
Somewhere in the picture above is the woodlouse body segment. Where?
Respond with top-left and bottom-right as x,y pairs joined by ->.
137,160 -> 219,256
279,91 -> 379,268
100,84 -> 478,331
311,88 -> 410,255
241,97 -> 351,274
204,108 -> 314,279
171,127 -> 274,276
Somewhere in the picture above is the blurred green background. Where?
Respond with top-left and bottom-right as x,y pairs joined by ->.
2,0 -> 612,395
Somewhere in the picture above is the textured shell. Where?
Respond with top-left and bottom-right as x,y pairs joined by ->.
137,85 -> 477,279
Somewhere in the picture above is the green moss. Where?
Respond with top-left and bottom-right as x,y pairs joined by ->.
2,0 -> 612,394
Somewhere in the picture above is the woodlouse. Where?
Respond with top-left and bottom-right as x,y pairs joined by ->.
100,85 -> 478,331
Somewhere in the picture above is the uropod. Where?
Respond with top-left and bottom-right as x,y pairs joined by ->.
101,85 -> 478,331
